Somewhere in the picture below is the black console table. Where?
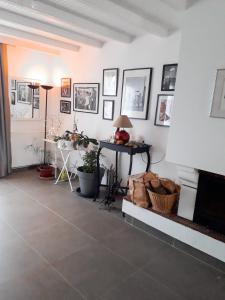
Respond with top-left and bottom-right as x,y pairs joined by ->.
94,140 -> 151,200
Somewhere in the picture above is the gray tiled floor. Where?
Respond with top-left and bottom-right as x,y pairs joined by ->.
0,169 -> 225,300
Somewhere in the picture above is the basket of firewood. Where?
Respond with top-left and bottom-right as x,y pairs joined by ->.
147,178 -> 180,214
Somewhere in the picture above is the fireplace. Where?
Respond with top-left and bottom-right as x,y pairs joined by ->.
193,170 -> 225,235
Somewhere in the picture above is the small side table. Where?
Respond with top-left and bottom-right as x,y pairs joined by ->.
95,140 -> 151,200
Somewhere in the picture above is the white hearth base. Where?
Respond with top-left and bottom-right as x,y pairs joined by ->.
122,199 -> 225,263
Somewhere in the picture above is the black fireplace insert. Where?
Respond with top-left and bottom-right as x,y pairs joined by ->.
193,170 -> 225,235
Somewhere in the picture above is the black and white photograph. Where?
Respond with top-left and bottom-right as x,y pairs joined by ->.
34,87 -> 40,96
73,83 -> 99,114
10,79 -> 16,90
103,100 -> 114,120
121,68 -> 152,119
61,78 -> 71,98
155,94 -> 174,127
60,100 -> 71,114
161,64 -> 178,91
33,97 -> 40,109
11,92 -> 16,105
210,69 -> 225,119
102,68 -> 118,96
17,81 -> 32,104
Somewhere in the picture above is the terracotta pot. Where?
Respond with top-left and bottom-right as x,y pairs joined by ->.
39,165 -> 54,179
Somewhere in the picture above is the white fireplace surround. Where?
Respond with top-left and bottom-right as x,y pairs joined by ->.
122,165 -> 225,263
176,165 -> 199,221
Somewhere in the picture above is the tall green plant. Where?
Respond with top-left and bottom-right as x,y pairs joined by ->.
82,150 -> 97,173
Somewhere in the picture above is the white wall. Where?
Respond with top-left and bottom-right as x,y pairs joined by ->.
167,0 -> 225,176
49,33 -> 181,181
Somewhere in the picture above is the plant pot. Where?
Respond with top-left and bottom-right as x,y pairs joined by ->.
77,167 -> 104,197
39,165 -> 54,180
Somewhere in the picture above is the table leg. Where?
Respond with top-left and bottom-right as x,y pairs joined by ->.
146,150 -> 151,172
115,151 -> 118,183
55,150 -> 73,192
128,154 -> 133,176
94,147 -> 102,201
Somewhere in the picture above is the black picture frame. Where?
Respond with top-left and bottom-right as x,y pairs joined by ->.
33,97 -> 40,109
17,81 -> 32,104
10,79 -> 16,90
120,67 -> 152,120
60,100 -> 71,114
154,94 -> 174,127
73,83 -> 99,114
11,91 -> 16,105
61,78 -> 71,98
103,100 -> 114,120
161,64 -> 178,91
102,68 -> 119,96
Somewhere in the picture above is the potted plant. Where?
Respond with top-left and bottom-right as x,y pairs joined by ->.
77,148 -> 105,197
25,143 -> 54,179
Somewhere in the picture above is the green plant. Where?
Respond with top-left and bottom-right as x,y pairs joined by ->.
81,150 -> 98,173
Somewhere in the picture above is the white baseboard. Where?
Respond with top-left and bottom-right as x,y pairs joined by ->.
122,199 -> 225,263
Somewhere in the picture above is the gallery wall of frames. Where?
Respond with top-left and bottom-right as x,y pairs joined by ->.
59,63 -> 178,128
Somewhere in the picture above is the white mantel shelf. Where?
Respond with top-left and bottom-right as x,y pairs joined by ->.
122,199 -> 225,263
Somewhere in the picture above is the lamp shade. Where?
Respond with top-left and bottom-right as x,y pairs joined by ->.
113,115 -> 133,128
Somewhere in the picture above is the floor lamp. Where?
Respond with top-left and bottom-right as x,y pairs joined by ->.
41,85 -> 53,165
28,83 -> 40,119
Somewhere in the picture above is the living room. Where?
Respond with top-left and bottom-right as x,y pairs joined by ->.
0,0 -> 225,299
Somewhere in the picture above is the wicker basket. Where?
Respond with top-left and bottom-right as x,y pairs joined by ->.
147,183 -> 180,214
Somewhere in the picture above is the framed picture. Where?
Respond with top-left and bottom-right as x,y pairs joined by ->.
17,81 -> 32,104
61,78 -> 71,98
10,79 -> 16,90
210,69 -> 225,118
11,92 -> 16,105
60,100 -> 71,114
34,87 -> 40,96
33,97 -> 40,109
103,100 -> 114,120
155,94 -> 174,127
102,68 -> 119,96
121,68 -> 152,119
161,64 -> 178,91
73,83 -> 99,114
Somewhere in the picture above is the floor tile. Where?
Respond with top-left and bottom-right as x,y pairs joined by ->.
0,190 -> 61,235
24,222 -> 96,263
69,209 -> 130,241
0,237 -> 47,284
0,266 -> 84,300
43,194 -> 95,220
0,219 -> 18,242
102,270 -> 184,300
54,243 -> 134,299
143,245 -> 225,300
102,226 -> 169,268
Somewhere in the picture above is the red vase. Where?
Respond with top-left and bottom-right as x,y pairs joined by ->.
115,129 -> 130,144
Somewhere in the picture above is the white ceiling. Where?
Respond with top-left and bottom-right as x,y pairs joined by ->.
0,0 -> 201,52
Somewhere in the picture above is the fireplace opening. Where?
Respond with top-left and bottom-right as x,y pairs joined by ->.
193,170 -> 225,235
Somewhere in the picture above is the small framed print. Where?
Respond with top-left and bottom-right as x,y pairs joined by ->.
33,97 -> 40,109
73,83 -> 99,114
121,68 -> 152,119
210,69 -> 225,118
161,64 -> 178,91
34,87 -> 40,96
11,79 -> 16,90
155,94 -> 174,127
61,78 -> 71,98
17,81 -> 32,104
11,92 -> 16,105
102,68 -> 119,96
103,100 -> 114,120
60,100 -> 71,114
